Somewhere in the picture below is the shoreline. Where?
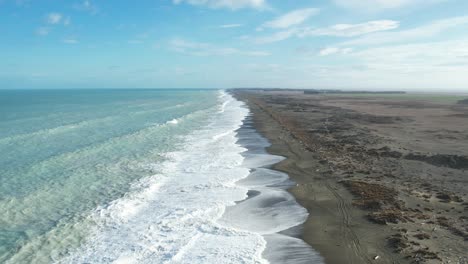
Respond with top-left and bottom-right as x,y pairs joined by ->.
235,94 -> 383,264
57,91 -> 267,263
227,111 -> 324,264
232,90 -> 468,264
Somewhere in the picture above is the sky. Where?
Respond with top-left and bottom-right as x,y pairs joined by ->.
0,0 -> 467,91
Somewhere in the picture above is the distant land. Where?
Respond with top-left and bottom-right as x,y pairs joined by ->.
230,88 -> 406,94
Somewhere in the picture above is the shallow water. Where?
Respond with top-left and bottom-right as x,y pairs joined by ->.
0,89 -> 219,262
0,89 -> 322,263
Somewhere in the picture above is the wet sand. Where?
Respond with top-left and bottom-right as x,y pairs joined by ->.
232,90 -> 468,264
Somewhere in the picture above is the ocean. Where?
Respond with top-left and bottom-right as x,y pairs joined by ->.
0,89 -> 322,263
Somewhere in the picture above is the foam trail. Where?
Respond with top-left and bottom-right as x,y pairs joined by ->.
263,234 -> 323,264
223,113 -> 325,264
237,168 -> 291,188
220,185 -> 308,234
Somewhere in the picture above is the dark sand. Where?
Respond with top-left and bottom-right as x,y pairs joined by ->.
232,90 -> 468,264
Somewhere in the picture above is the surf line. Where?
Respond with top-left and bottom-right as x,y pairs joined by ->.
219,106 -> 324,264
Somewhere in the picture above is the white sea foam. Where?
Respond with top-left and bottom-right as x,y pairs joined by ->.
227,114 -> 325,264
166,118 -> 179,125
263,234 -> 323,264
60,91 -> 269,264
59,91 -> 323,264
218,92 -> 231,113
220,185 -> 308,234
237,168 -> 290,188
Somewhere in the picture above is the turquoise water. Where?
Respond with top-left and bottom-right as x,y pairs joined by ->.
0,89 -> 219,262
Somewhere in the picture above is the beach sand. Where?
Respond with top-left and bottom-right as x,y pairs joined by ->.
232,90 -> 468,264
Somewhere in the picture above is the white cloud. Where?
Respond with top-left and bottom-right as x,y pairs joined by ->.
170,38 -> 270,56
172,0 -> 267,10
253,20 -> 398,44
312,39 -> 468,91
318,47 -> 339,56
301,20 -> 399,37
318,47 -> 353,56
259,8 -> 319,30
352,39 -> 468,70
307,40 -> 468,88
46,13 -> 62,24
319,16 -> 468,59
35,27 -> 50,36
219,24 -> 243,28
333,0 -> 446,11
341,16 -> 468,46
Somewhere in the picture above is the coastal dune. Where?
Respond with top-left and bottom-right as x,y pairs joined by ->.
233,90 -> 468,264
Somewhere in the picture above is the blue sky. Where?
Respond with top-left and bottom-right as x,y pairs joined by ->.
1,0 -> 467,91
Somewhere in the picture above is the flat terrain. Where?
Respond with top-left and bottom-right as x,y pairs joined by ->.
233,90 -> 468,264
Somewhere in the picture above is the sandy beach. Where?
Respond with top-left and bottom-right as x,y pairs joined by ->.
232,90 -> 468,264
